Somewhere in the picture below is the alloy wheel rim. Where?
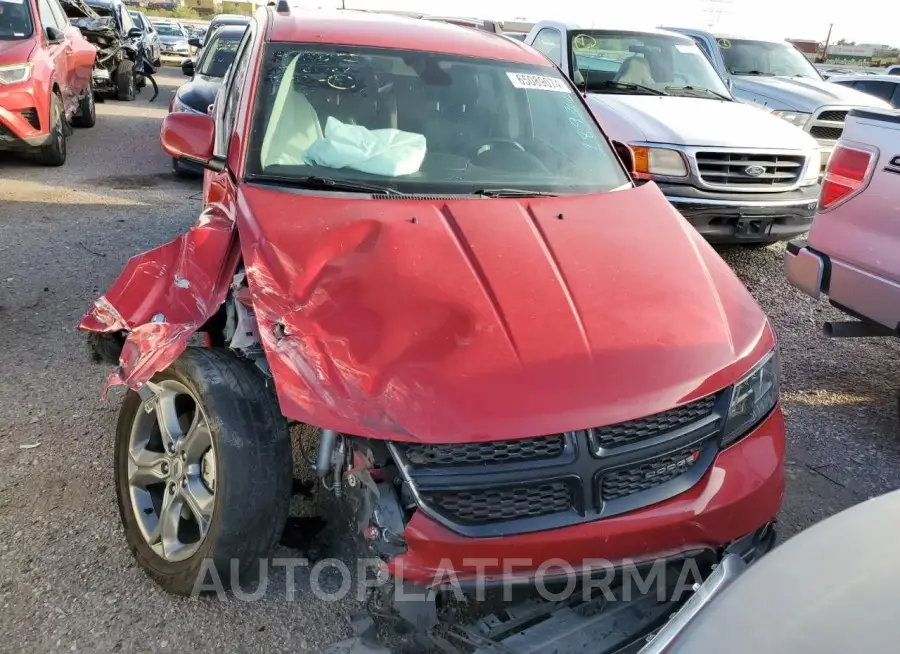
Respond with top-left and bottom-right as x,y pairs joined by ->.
127,380 -> 216,562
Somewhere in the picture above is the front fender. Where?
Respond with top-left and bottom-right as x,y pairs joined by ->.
78,174 -> 240,391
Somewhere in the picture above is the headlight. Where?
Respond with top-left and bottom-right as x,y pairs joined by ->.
722,349 -> 780,447
630,145 -> 689,178
801,149 -> 823,183
173,95 -> 205,115
0,63 -> 33,85
771,110 -> 811,129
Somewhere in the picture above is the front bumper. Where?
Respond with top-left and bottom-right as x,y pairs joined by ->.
785,240 -> 900,331
388,406 -> 785,588
658,184 -> 819,244
0,85 -> 49,150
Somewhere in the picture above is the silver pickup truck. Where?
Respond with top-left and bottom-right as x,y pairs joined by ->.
786,108 -> 900,338
524,22 -> 821,244
663,28 -> 893,173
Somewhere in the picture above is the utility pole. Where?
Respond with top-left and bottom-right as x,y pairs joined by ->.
820,23 -> 834,63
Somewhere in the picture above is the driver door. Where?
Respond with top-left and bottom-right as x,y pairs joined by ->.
36,0 -> 71,114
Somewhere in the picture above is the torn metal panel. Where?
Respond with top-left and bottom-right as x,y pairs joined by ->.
78,192 -> 240,390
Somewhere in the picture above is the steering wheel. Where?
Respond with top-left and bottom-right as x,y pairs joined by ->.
475,139 -> 526,157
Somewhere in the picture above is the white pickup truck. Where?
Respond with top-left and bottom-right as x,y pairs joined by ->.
785,108 -> 900,338
663,28 -> 893,172
524,22 -> 822,244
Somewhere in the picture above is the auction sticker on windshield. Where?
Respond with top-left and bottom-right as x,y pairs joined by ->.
506,72 -> 569,92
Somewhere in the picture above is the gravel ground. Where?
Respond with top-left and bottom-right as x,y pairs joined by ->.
1,66 -> 899,653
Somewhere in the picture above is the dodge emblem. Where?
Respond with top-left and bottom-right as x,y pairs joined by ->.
744,165 -> 766,177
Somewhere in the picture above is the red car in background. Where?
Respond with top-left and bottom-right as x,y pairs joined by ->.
0,0 -> 96,165
80,7 -> 785,649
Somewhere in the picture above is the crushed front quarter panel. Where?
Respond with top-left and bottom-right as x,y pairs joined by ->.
78,176 -> 241,391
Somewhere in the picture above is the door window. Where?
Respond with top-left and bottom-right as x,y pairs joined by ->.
214,24 -> 254,156
852,79 -> 895,103
37,0 -> 62,32
532,28 -> 562,66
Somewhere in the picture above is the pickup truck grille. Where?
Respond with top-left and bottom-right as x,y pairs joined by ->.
695,152 -> 806,189
808,109 -> 849,142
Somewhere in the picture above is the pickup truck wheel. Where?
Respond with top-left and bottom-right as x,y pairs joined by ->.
36,93 -> 66,167
72,80 -> 97,128
114,347 -> 293,596
115,59 -> 136,101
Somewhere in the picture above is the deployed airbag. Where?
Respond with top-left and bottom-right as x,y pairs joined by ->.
303,116 -> 426,177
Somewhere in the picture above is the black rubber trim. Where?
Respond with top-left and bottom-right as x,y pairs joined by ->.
848,108 -> 900,124
391,391 -> 735,538
785,239 -> 806,256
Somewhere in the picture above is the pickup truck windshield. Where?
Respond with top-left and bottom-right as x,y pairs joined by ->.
569,30 -> 730,99
0,0 -> 33,40
717,38 -> 822,79
247,44 -> 629,196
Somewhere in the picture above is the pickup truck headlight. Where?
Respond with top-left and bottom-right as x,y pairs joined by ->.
722,349 -> 779,447
630,145 -> 689,178
0,63 -> 33,85
801,148 -> 823,183
771,110 -> 811,129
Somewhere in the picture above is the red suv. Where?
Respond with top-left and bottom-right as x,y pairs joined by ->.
0,0 -> 96,165
80,5 -> 784,634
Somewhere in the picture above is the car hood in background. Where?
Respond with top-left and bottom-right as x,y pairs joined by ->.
174,74 -> 221,113
733,75 -> 893,111
0,39 -> 36,66
665,489 -> 900,653
237,182 -> 773,442
586,94 -> 819,149
158,35 -> 188,45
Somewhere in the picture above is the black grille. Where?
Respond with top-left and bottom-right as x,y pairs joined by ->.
425,483 -> 573,523
19,108 -> 39,130
601,444 -> 704,501
696,152 -> 805,188
810,125 -> 844,141
591,395 -> 717,451
0,123 -> 13,138
405,435 -> 565,467
817,110 -> 848,122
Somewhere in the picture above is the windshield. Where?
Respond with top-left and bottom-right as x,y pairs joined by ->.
569,30 -> 731,98
246,44 -> 629,196
155,23 -> 185,37
129,12 -> 144,30
0,0 -> 33,40
718,38 -> 822,78
197,31 -> 242,77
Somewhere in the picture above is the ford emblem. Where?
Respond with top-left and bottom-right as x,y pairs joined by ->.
744,165 -> 766,177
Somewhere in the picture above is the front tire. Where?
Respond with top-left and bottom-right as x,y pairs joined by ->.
115,59 -> 136,101
114,348 -> 293,596
36,92 -> 66,166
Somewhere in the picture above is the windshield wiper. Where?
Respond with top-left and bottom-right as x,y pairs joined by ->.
471,188 -> 559,198
730,70 -> 775,76
664,85 -> 731,101
594,80 -> 667,96
247,174 -> 405,196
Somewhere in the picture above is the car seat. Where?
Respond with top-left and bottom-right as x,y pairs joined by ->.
614,56 -> 655,85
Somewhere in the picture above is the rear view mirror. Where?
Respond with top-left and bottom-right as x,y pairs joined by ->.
181,59 -> 195,77
160,112 -> 223,172
188,37 -> 201,48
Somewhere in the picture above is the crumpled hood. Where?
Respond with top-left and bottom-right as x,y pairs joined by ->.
586,94 -> 819,149
0,39 -> 36,66
238,182 -> 773,442
175,75 -> 220,113
733,75 -> 893,111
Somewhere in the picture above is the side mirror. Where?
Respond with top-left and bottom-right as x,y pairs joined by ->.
45,26 -> 65,43
160,112 -> 223,171
188,37 -> 201,48
127,27 -> 144,39
181,59 -> 195,77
